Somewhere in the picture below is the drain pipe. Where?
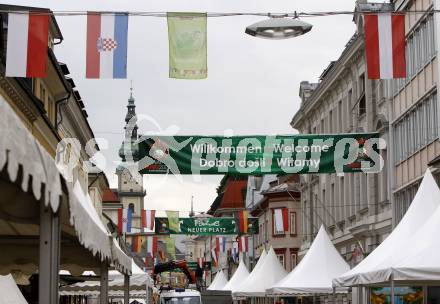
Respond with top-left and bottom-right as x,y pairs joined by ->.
55,91 -> 71,132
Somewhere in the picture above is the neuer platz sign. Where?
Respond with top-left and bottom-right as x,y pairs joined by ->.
135,133 -> 384,175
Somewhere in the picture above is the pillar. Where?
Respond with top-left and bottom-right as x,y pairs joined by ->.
39,204 -> 60,304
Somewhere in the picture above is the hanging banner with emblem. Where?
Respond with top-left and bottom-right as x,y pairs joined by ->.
155,217 -> 259,235
137,133 -> 383,175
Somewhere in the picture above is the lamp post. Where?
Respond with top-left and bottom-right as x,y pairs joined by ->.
245,14 -> 312,39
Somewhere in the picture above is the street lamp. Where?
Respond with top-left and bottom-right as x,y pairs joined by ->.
245,15 -> 312,39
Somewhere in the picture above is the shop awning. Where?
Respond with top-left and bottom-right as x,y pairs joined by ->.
0,94 -> 131,275
333,169 -> 440,287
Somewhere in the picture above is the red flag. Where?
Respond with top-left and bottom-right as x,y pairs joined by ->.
364,13 -> 406,79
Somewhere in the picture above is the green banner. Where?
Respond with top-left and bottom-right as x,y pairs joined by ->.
155,217 -> 259,235
138,133 -> 382,175
164,236 -> 176,260
167,12 -> 207,79
166,210 -> 180,233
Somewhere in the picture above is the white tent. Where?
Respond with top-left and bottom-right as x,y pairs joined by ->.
233,247 -> 287,297
0,274 -> 28,304
267,226 -> 349,295
222,259 -> 252,292
334,169 -> 440,287
60,260 -> 153,295
208,270 -> 228,290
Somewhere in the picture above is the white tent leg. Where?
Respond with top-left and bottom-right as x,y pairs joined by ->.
39,204 -> 60,304
124,274 -> 130,304
100,262 -> 109,304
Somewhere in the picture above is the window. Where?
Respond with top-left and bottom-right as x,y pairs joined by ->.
338,100 -> 343,132
347,89 -> 353,129
290,212 -> 297,235
291,253 -> 297,270
394,182 -> 420,224
393,92 -> 438,163
358,74 -> 366,116
272,209 -> 285,236
329,110 -> 333,132
394,13 -> 435,94
276,254 -> 285,268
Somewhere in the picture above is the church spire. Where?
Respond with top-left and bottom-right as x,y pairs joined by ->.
119,84 -> 139,161
124,82 -> 138,140
189,195 -> 195,217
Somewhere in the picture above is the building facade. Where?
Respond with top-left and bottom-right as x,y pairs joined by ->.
391,0 -> 440,225
249,174 -> 301,272
291,1 -> 392,265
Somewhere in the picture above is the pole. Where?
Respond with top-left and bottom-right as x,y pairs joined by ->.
39,204 -> 60,304
333,286 -> 336,304
100,262 -> 109,304
391,278 -> 395,304
124,274 -> 130,304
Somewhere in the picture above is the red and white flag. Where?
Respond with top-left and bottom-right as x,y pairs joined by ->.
146,236 -> 158,257
141,210 -> 156,231
274,208 -> 289,233
238,236 -> 248,253
6,12 -> 49,77
211,248 -> 218,266
364,13 -> 406,79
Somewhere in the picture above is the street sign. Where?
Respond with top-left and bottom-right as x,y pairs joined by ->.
155,217 -> 259,235
137,133 -> 382,175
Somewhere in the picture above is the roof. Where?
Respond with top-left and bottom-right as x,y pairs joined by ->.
209,177 -> 247,213
218,178 -> 247,209
102,188 -> 120,203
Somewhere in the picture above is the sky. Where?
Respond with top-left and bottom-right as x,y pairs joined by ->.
8,0 -> 357,215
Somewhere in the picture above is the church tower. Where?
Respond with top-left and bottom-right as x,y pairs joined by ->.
116,88 -> 145,230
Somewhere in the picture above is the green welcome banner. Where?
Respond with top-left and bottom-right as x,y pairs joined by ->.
138,133 -> 382,175
155,217 -> 259,235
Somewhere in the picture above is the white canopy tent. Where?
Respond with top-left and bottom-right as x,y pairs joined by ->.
0,274 -> 28,304
267,226 -> 349,295
208,270 -> 228,290
333,169 -> 440,287
60,260 -> 153,294
233,247 -> 287,297
222,258 -> 252,292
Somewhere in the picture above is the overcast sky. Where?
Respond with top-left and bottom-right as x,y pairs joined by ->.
9,0 -> 357,215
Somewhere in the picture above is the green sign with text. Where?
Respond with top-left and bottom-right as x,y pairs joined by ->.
136,133 -> 382,175
155,217 -> 259,235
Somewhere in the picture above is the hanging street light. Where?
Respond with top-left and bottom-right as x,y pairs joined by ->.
245,14 -> 313,39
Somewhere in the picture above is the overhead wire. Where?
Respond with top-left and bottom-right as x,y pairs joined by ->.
0,9 -> 439,17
